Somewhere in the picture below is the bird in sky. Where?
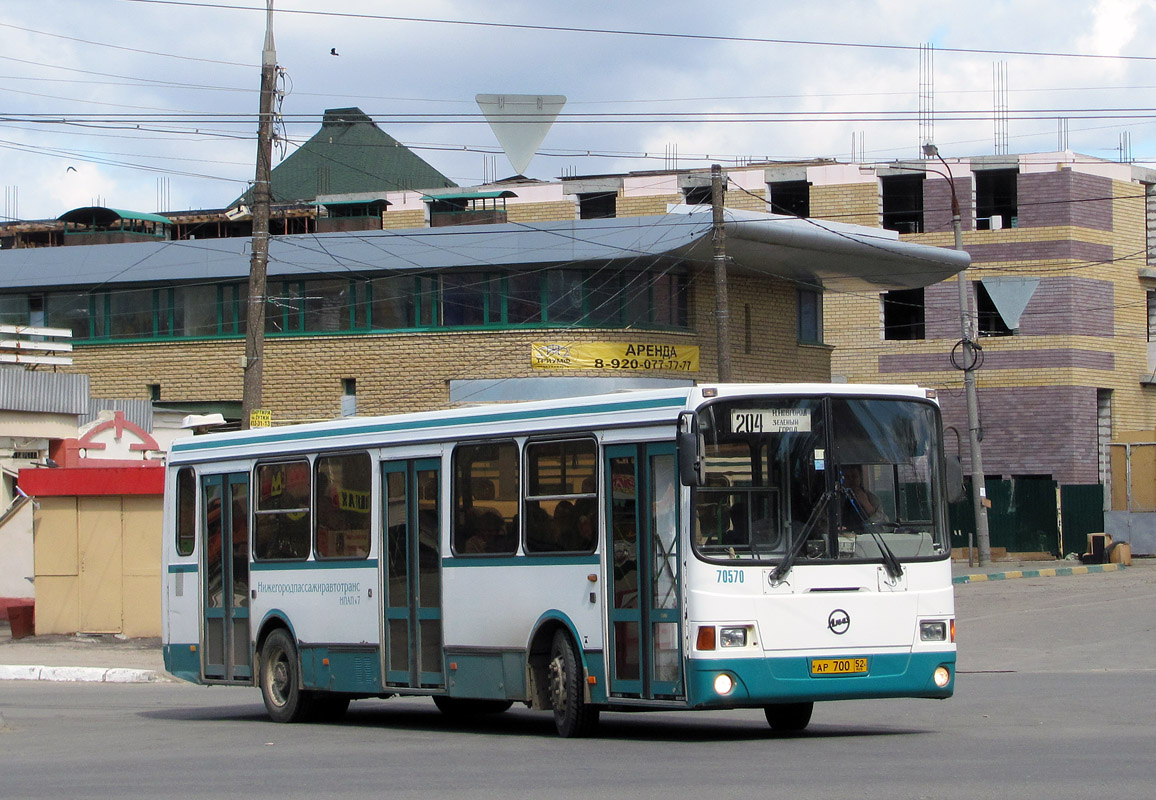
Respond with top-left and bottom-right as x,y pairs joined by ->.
330,48 -> 339,56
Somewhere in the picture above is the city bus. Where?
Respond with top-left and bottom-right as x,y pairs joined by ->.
162,383 -> 957,737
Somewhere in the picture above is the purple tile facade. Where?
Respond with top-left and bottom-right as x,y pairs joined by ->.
923,175 -> 972,235
922,276 -> 1114,341
936,385 -> 1100,485
1016,170 -> 1114,230
886,166 -> 1121,485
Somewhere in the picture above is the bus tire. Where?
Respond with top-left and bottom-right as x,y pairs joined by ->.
259,629 -> 313,723
548,630 -> 599,738
764,701 -> 813,732
433,696 -> 514,718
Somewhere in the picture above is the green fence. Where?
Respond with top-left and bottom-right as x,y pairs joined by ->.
948,479 -> 1103,556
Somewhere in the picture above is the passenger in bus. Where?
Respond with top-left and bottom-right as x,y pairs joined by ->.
553,500 -> 578,549
722,501 -> 748,545
465,509 -> 506,554
839,464 -> 885,531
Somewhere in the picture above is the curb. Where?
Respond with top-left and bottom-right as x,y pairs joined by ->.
0,665 -> 168,683
953,562 -> 1125,585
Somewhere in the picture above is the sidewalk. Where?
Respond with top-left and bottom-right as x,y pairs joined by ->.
0,624 -> 167,683
951,556 -> 1147,584
1,556 -> 1147,683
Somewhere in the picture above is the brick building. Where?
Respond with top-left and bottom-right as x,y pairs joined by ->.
0,210 -> 964,424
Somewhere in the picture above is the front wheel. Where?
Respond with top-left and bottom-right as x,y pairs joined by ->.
259,629 -> 313,723
764,701 -> 814,732
548,630 -> 599,738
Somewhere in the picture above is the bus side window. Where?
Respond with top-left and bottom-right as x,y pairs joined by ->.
254,460 -> 311,560
524,438 -> 598,554
314,452 -> 371,559
176,467 -> 196,556
452,442 -> 518,556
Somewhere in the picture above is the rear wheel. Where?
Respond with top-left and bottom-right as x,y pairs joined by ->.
548,630 -> 599,738
259,629 -> 313,723
764,701 -> 814,732
433,696 -> 514,718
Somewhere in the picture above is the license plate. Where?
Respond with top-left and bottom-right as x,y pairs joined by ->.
810,657 -> 868,676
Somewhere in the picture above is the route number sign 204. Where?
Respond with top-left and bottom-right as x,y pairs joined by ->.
730,409 -> 811,434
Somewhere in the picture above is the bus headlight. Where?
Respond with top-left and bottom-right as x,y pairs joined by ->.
919,621 -> 947,642
720,627 -> 748,648
933,666 -> 951,688
713,673 -> 735,695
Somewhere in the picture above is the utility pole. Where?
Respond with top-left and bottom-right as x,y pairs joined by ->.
924,144 -> 991,566
711,164 -> 732,382
241,0 -> 277,430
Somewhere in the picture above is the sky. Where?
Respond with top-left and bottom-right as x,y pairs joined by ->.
3,0 -> 1156,221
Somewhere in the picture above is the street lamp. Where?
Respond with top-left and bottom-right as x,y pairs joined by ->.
921,143 -> 992,567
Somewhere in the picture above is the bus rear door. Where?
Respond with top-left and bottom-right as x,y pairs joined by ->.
381,459 -> 445,690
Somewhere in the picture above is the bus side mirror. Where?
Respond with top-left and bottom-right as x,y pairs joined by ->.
945,455 -> 965,503
678,411 -> 704,487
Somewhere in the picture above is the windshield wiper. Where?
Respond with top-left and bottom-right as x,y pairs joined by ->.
841,483 -> 904,580
768,489 -> 831,584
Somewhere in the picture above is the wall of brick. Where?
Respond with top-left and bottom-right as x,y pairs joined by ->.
811,182 -> 879,227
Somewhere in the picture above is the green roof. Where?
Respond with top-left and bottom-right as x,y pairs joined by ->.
59,207 -> 171,226
234,107 -> 456,206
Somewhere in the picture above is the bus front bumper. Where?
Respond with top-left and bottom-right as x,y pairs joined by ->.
685,650 -> 955,708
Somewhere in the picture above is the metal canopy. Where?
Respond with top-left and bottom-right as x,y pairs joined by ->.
0,209 -> 968,292
58,207 -> 171,226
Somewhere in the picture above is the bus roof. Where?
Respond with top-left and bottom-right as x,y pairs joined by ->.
168,383 -> 931,464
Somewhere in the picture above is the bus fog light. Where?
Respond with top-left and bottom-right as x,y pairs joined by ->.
933,666 -> 951,687
720,627 -> 748,648
713,673 -> 735,695
920,621 -> 947,642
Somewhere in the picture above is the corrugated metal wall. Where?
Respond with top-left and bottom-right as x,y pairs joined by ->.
0,366 -> 89,415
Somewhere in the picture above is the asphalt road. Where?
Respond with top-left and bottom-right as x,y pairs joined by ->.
2,565 -> 1153,800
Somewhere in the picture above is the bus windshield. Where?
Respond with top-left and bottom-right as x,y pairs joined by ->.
692,395 -> 948,565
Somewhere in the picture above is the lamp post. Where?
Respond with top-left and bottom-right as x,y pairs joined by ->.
921,144 -> 992,566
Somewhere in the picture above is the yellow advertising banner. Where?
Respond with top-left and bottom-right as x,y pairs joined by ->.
531,342 -> 699,372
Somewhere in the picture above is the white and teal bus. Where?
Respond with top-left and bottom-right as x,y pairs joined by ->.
162,384 -> 957,737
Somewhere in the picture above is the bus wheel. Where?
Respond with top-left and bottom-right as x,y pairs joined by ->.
433,696 -> 514,718
548,630 -> 599,738
260,629 -> 313,723
764,701 -> 813,732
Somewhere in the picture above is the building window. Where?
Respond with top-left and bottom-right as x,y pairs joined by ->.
975,169 -> 1018,230
19,268 -> 690,343
1148,290 -> 1156,342
883,288 -> 926,340
881,174 -> 925,234
683,185 -> 712,206
578,191 -> 616,219
976,282 -> 1013,336
428,195 -> 508,227
797,288 -> 822,344
768,180 -> 809,217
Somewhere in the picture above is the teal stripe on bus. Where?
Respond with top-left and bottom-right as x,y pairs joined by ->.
443,555 -> 600,568
167,563 -> 198,574
171,395 -> 686,454
250,559 -> 379,572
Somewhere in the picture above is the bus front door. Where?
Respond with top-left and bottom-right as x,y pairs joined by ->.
201,472 -> 252,683
606,444 -> 684,700
381,460 -> 444,690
